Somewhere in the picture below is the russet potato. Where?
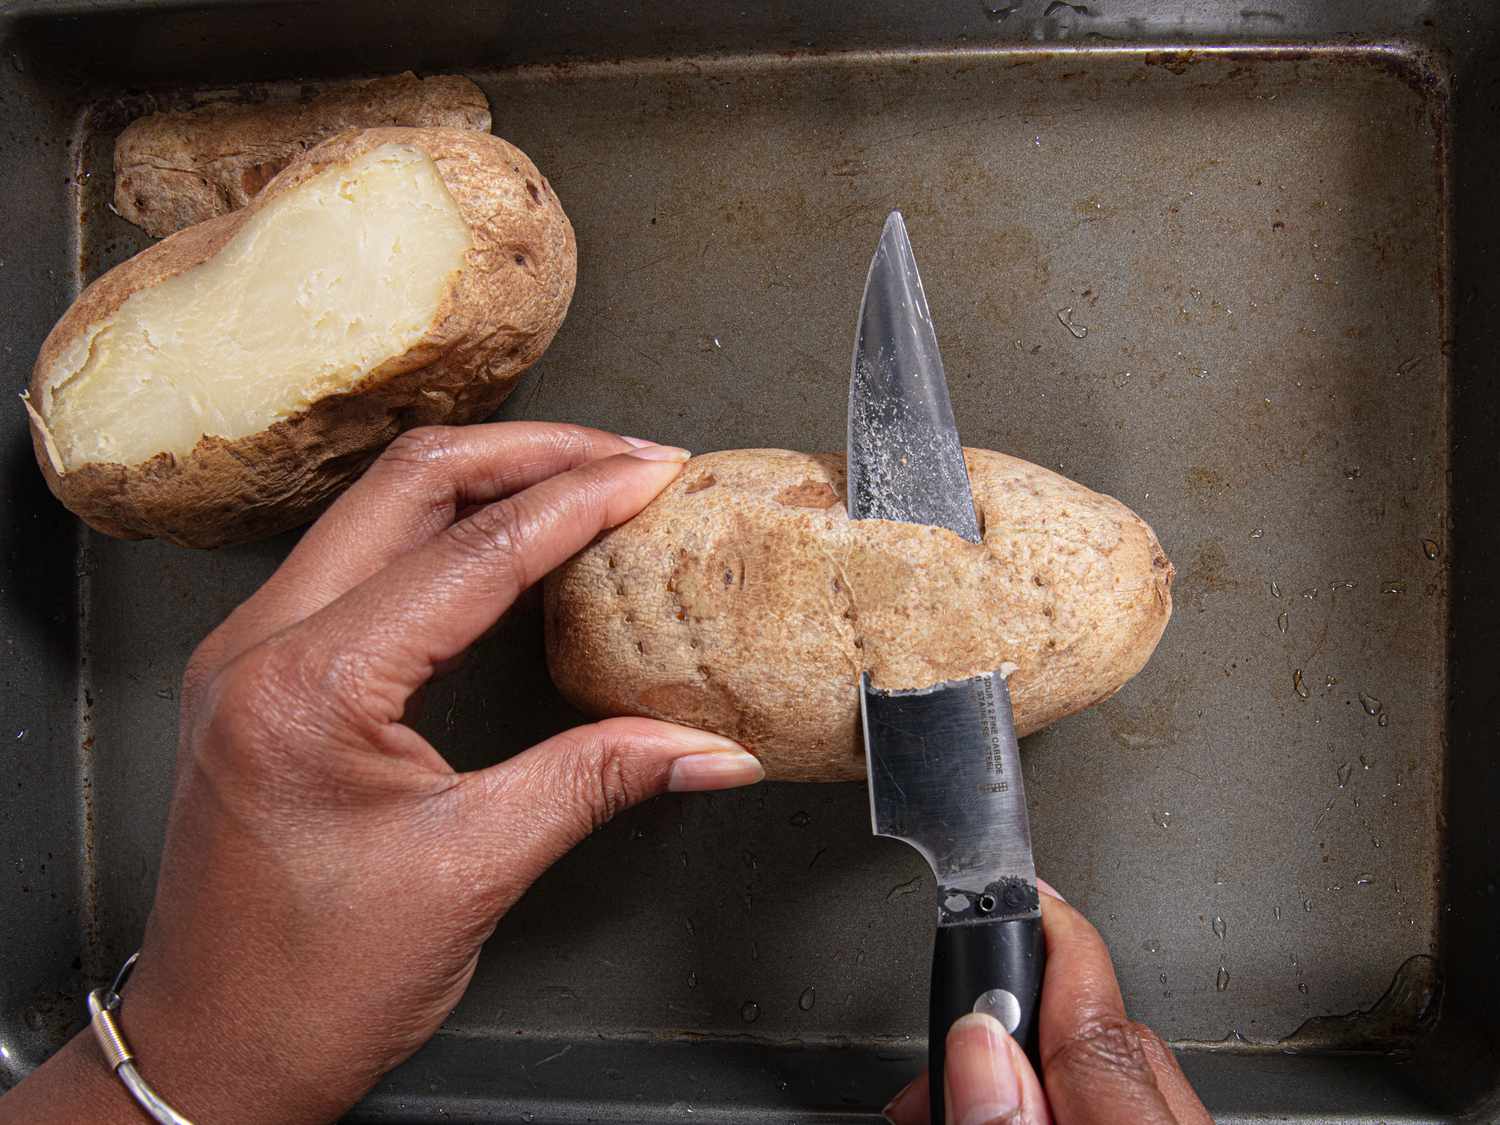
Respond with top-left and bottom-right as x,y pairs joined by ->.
545,448 -> 1174,782
114,73 -> 492,238
26,127 -> 575,548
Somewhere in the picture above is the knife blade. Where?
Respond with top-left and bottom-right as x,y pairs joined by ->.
848,212 -> 981,541
849,211 -> 1044,1121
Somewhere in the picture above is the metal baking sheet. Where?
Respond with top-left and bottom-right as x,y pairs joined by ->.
4,2 -> 1497,1122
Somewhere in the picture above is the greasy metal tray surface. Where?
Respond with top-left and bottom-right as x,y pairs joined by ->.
3,2 -> 1497,1122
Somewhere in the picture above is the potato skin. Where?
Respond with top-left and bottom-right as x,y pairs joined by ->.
114,73 -> 492,238
545,449 -> 1174,782
28,126 -> 575,548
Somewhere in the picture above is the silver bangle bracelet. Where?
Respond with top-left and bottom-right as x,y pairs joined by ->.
88,952 -> 196,1125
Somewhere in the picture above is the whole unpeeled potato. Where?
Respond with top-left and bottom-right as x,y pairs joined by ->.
545,448 -> 1174,782
26,126 -> 575,548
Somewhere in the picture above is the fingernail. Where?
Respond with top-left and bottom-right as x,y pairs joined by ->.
881,1078 -> 922,1123
627,444 -> 692,462
946,1013 -> 1020,1125
619,435 -> 656,448
668,749 -> 764,791
1036,877 -> 1066,902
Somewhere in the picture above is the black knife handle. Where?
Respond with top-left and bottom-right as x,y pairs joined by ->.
929,915 -> 1045,1125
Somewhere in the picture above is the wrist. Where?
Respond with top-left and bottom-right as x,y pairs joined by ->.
119,987 -> 307,1125
0,1031 -> 142,1125
118,956 -> 366,1125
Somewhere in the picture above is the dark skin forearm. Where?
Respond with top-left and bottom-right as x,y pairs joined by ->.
1,1032 -> 139,1124
0,424 -> 762,1125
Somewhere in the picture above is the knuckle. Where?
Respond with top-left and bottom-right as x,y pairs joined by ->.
382,425 -> 459,467
540,424 -> 595,461
1047,1014 -> 1158,1087
286,638 -> 400,739
1132,1023 -> 1171,1057
1131,1022 -> 1185,1078
182,640 -> 224,713
560,731 -> 640,833
196,639 -> 381,781
446,500 -> 531,585
196,645 -> 302,773
379,426 -> 464,529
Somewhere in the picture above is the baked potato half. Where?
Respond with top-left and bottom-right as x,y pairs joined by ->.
26,126 -> 575,548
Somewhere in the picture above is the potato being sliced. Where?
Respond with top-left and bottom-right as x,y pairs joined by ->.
544,448 -> 1175,782
26,126 -> 576,548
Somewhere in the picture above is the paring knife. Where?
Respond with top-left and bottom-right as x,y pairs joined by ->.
849,211 -> 1044,1122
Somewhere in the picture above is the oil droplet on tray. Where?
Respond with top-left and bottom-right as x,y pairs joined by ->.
798,987 -> 816,1012
741,1001 -> 760,1023
1152,809 -> 1172,829
1277,611 -> 1288,634
1216,966 -> 1230,992
1337,762 -> 1353,788
1056,307 -> 1088,339
1293,670 -> 1309,699
1212,916 -> 1227,941
1358,691 -> 1381,716
788,811 -> 811,827
1422,538 -> 1440,560
1271,580 -> 1283,598
1249,528 -> 1264,540
1355,874 -> 1374,887
1298,982 -> 1309,994
1303,898 -> 1313,912
687,971 -> 698,990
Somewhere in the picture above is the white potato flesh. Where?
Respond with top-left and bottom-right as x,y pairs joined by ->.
39,143 -> 472,471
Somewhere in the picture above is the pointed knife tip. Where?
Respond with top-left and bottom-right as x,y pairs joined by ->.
879,210 -> 914,261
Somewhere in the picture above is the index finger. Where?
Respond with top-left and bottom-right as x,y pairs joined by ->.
1037,890 -> 1204,1125
197,423 -> 645,677
280,446 -> 689,713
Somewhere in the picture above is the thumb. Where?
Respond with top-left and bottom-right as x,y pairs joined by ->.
883,1015 -> 1052,1125
454,717 -> 764,908
943,1014 -> 1051,1125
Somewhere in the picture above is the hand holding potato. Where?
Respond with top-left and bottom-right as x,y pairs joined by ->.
0,424 -> 765,1124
